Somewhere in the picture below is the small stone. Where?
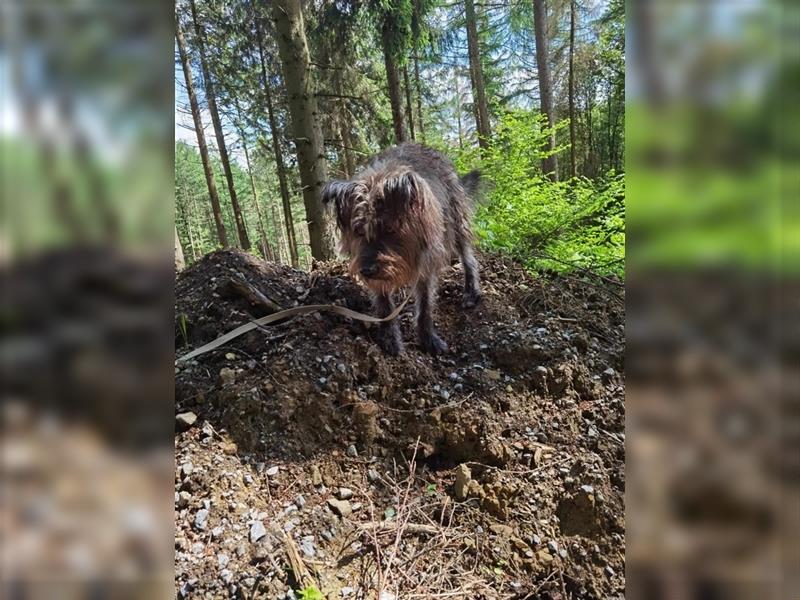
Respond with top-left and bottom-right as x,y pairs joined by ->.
194,509 -> 209,531
177,491 -> 192,508
338,487 -> 353,500
351,502 -> 363,512
321,530 -> 334,542
605,565 -> 615,577
580,484 -> 595,495
225,352 -> 236,360
211,526 -> 224,539
346,444 -> 358,458
299,536 -> 316,558
176,412 -> 197,431
559,549 -> 568,559
485,369 -> 501,381
311,466 -> 323,486
328,498 -> 352,517
379,592 -> 396,600
266,466 -> 279,477
440,389 -> 451,400
219,367 -> 237,384
236,543 -> 247,557
547,540 -> 559,553
250,521 -> 267,543
295,495 -> 306,509
453,464 -> 472,500
367,469 -> 380,483
191,542 -> 205,555
217,553 -> 229,569
341,587 -> 354,598
535,366 -> 548,375
532,534 -> 541,545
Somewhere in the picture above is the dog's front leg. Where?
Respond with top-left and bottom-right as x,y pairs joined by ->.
415,277 -> 448,355
373,292 -> 404,355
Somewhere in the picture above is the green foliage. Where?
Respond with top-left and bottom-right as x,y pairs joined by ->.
445,111 -> 625,277
297,586 -> 325,600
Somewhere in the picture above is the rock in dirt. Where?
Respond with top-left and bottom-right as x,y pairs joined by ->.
454,464 -> 472,500
327,498 -> 352,517
193,509 -> 209,531
557,488 -> 603,537
338,487 -> 354,500
250,520 -> 267,543
176,412 -> 197,431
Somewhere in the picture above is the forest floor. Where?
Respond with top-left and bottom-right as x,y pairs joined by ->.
174,249 -> 625,600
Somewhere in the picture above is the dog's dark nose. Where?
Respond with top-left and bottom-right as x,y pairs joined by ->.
360,264 -> 379,278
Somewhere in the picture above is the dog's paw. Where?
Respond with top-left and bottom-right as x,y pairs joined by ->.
462,289 -> 483,308
420,332 -> 449,355
378,330 -> 404,356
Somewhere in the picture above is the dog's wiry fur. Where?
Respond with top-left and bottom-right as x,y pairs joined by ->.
322,143 -> 482,355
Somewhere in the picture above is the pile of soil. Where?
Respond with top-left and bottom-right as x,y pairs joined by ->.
174,249 -> 625,599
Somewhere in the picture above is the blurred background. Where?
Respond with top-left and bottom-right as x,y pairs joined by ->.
1,0 -> 175,597
0,0 -> 797,598
626,0 -> 798,598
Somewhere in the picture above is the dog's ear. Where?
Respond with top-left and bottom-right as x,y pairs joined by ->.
321,180 -> 357,229
382,170 -> 425,212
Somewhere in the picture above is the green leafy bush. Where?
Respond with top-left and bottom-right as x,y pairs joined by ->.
443,110 -> 625,278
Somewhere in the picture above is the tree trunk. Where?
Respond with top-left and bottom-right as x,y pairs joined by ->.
568,0 -> 577,178
175,16 -> 228,247
189,0 -> 250,249
464,0 -> 491,149
236,117 -> 274,261
270,202 -> 287,264
455,69 -> 464,150
270,0 -> 335,261
413,52 -> 426,143
335,71 -> 356,177
382,32 -> 408,144
256,19 -> 300,267
175,226 -> 186,271
533,0 -> 558,181
403,64 -> 416,141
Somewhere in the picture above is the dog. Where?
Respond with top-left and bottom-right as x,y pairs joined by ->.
321,142 -> 482,355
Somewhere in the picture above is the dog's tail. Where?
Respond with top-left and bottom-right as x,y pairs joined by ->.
459,169 -> 482,201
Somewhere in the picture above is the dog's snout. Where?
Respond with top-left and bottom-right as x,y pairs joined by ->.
360,263 -> 379,278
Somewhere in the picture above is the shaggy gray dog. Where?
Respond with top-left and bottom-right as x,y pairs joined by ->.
322,143 -> 482,355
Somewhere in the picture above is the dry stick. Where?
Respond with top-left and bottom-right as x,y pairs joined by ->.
284,533 -> 315,590
218,277 -> 285,313
359,522 -> 439,536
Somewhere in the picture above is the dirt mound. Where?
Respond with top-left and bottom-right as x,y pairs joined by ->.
174,249 -> 625,599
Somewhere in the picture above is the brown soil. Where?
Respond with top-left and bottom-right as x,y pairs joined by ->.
174,249 -> 625,599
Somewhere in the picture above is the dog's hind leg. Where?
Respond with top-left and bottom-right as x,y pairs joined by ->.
458,241 -> 482,308
373,292 -> 404,355
414,277 -> 448,355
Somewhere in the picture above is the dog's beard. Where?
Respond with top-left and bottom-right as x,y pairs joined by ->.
349,252 -> 416,294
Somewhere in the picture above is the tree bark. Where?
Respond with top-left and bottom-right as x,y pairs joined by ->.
464,0 -> 491,149
189,0 -> 250,249
237,120 -> 274,261
175,16 -> 228,247
568,0 -> 577,178
175,226 -> 186,271
256,18 -> 300,266
533,0 -> 558,181
403,64 -> 416,141
382,31 -> 408,144
270,0 -> 335,261
413,52 -> 426,143
454,69 -> 464,150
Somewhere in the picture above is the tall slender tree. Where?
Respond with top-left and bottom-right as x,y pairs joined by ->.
270,0 -> 335,261
176,15 -> 228,247
383,31 -> 408,143
256,19 -> 300,267
533,0 -> 558,180
403,64 -> 416,140
568,0 -> 577,178
189,0 -> 251,249
464,0 -> 491,149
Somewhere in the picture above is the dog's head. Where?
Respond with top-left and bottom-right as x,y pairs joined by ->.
322,167 -> 438,293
